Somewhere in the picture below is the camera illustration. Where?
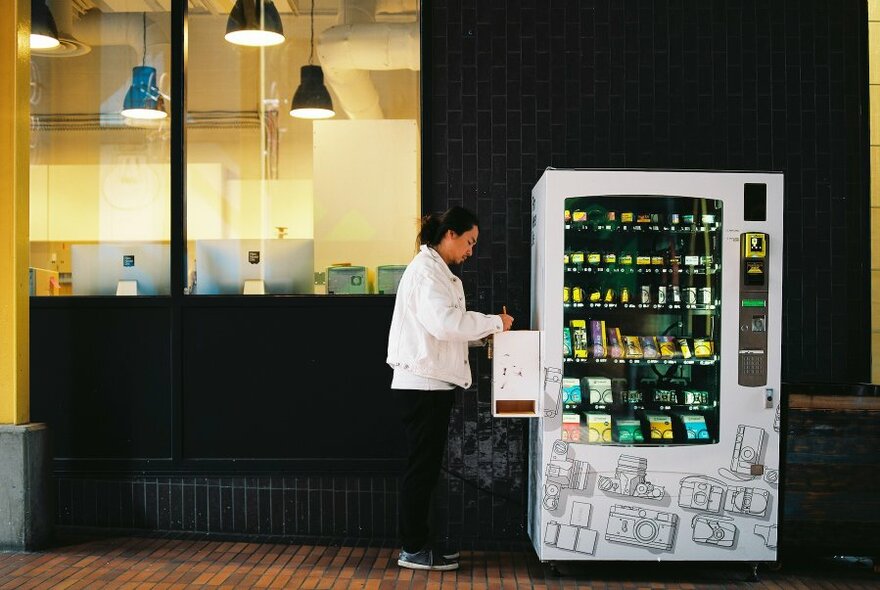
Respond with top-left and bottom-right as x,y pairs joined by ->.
763,468 -> 779,486
605,504 -> 679,551
598,455 -> 665,500
691,514 -> 737,547
754,524 -> 778,548
678,475 -> 726,513
544,367 -> 563,418
544,501 -> 598,555
724,485 -> 770,517
730,424 -> 766,476
543,440 -> 591,510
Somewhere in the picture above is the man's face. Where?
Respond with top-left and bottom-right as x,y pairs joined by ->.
446,226 -> 479,264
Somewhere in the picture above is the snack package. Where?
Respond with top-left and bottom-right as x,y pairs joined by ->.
562,377 -> 582,405
658,336 -> 678,358
679,338 -> 693,359
614,419 -> 645,443
623,335 -> 643,358
646,413 -> 673,440
693,338 -> 714,357
607,327 -> 624,358
679,414 -> 710,440
583,376 -> 612,404
589,320 -> 607,358
571,320 -> 588,358
585,412 -> 612,443
640,336 -> 660,359
563,327 -> 573,358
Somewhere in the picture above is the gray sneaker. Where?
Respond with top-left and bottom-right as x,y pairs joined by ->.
397,547 -> 459,571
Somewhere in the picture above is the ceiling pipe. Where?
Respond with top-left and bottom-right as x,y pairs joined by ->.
316,21 -> 419,120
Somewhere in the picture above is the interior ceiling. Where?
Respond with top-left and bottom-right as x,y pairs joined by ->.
81,0 -> 339,15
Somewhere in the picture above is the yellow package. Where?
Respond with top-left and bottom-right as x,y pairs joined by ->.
586,412 -> 612,443
646,413 -> 673,440
693,338 -> 714,357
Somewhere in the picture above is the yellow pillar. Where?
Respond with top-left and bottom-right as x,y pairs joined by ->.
0,0 -> 30,425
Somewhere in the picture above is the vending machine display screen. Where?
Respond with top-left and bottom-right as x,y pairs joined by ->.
560,195 -> 722,446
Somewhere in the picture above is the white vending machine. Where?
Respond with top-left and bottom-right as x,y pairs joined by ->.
493,169 -> 783,565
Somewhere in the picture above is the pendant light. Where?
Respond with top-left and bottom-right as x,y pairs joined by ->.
30,0 -> 60,50
290,0 -> 334,119
121,13 -> 167,120
225,0 -> 285,47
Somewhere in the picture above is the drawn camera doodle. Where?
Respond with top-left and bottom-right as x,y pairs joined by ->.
598,455 -> 665,500
542,439 -> 590,510
543,367 -> 563,418
731,425 -> 766,476
605,505 -> 678,551
691,514 -> 737,547
543,501 -> 598,555
724,485 -> 770,517
754,524 -> 778,548
678,475 -> 726,513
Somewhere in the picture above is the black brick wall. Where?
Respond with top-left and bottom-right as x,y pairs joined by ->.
427,0 -> 870,540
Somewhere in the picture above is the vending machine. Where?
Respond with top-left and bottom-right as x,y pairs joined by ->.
493,169 -> 783,564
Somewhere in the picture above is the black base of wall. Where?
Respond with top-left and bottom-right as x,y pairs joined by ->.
55,475 -> 402,539
54,473 -> 528,543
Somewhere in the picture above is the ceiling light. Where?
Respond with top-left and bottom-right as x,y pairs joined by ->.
121,14 -> 167,120
30,0 -> 60,50
225,0 -> 285,47
290,66 -> 334,119
290,0 -> 334,119
122,66 -> 167,120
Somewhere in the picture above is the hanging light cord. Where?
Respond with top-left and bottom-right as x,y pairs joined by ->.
141,12 -> 147,67
308,0 -> 315,65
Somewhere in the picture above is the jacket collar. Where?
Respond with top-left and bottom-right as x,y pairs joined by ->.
420,244 -> 457,280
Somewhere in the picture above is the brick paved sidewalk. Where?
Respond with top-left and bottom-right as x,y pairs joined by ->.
0,534 -> 876,589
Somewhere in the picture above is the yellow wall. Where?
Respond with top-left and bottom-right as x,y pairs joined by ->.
0,0 -> 30,424
871,0 -> 880,382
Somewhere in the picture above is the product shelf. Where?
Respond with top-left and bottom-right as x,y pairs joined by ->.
564,356 -> 719,366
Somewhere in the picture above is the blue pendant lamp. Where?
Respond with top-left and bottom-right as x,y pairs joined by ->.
290,0 -> 334,119
225,0 -> 285,47
121,13 -> 167,120
30,0 -> 60,50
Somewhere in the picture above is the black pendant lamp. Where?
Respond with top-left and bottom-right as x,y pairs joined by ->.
30,0 -> 60,50
225,0 -> 285,47
290,0 -> 334,119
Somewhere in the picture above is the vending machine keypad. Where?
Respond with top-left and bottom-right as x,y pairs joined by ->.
738,233 -> 769,386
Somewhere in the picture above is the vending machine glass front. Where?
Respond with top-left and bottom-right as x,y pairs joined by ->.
560,196 -> 722,446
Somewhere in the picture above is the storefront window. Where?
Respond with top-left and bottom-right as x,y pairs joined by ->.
28,1 -> 421,297
29,3 -> 171,296
185,0 -> 421,295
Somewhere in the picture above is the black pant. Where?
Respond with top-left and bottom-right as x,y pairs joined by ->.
392,388 -> 456,553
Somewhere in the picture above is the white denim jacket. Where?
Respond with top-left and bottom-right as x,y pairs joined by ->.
387,245 -> 503,389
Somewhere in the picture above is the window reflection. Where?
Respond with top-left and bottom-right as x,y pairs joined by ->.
186,0 -> 421,295
29,3 -> 171,296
